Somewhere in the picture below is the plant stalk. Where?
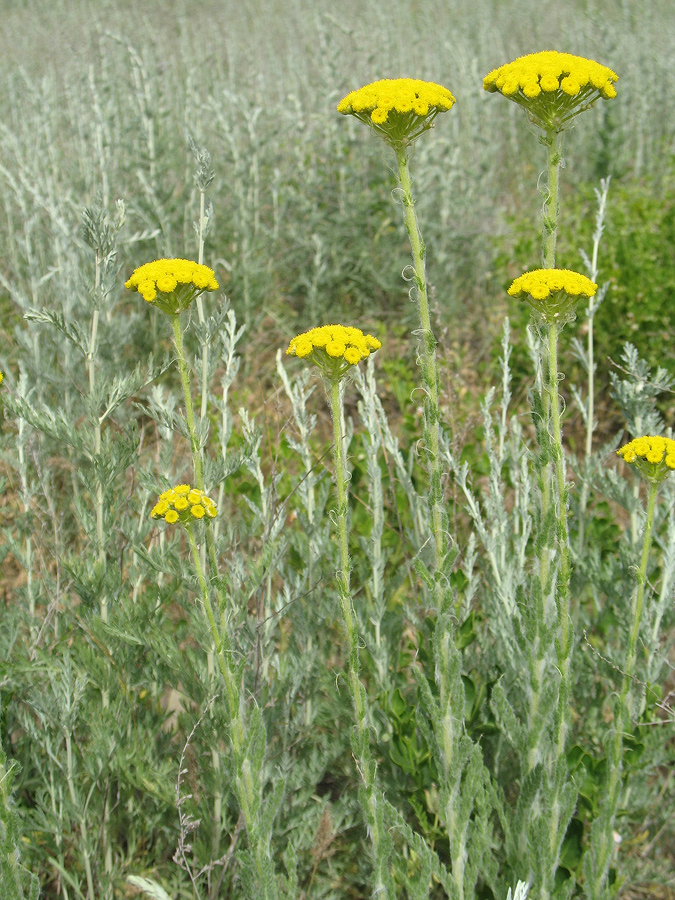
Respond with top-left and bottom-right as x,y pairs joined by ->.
395,145 -> 447,614
588,479 -> 658,899
329,375 -> 389,900
172,311 -> 278,899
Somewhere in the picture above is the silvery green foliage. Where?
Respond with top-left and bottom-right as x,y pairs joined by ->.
610,342 -> 674,439
506,882 -> 530,900
442,320 -> 574,897
354,359 -> 389,686
0,723 -> 41,900
126,876 -> 173,900
1,6 -> 675,899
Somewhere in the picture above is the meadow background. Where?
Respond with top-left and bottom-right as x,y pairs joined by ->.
1,0 -> 675,898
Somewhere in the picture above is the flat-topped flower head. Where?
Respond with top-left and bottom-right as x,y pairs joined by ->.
150,484 -> 217,526
484,51 -> 618,131
287,324 -> 381,382
508,268 -> 597,325
617,436 -> 675,485
125,259 -> 219,316
338,78 -> 455,146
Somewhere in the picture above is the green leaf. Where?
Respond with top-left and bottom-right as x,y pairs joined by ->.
462,675 -> 476,715
559,817 -> 584,870
390,687 -> 408,721
455,611 -> 477,651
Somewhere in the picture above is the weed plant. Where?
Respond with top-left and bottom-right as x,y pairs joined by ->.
1,3 -> 675,900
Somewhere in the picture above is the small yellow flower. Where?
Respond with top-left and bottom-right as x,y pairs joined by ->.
326,341 -> 346,358
338,78 -> 455,146
286,324 -> 381,381
484,51 -> 618,131
0,372 -> 3,385
508,268 -> 597,324
150,484 -> 217,526
125,259 -> 219,316
617,436 -> 675,484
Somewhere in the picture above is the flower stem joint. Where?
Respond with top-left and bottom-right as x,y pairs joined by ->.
125,258 -> 219,316
150,484 -> 218,526
508,268 -> 597,328
617,436 -> 675,486
286,324 -> 381,382
483,51 -> 618,132
337,78 -> 455,147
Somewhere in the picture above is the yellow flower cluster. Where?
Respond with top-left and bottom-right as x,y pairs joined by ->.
0,373 -> 3,385
617,436 -> 675,469
338,78 -> 455,144
508,269 -> 597,302
125,259 -> 219,304
484,51 -> 617,131
484,51 -> 617,100
508,269 -> 597,325
150,484 -> 217,525
338,78 -> 455,122
287,325 -> 381,366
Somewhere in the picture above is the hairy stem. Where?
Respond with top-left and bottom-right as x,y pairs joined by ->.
329,375 -> 389,900
549,322 -> 573,761
588,480 -> 658,899
395,145 -> 447,614
173,312 -> 278,899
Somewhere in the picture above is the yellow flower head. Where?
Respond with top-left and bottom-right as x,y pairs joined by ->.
150,484 -> 217,526
286,324 -> 381,381
338,78 -> 455,146
484,51 -> 618,131
0,372 -> 3,385
125,259 -> 219,316
617,436 -> 675,484
508,268 -> 597,325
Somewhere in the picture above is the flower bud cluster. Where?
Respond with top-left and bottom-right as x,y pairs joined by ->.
484,51 -> 618,130
617,436 -> 675,484
287,324 -> 381,381
125,259 -> 219,315
150,484 -> 217,526
508,268 -> 597,324
338,78 -> 455,146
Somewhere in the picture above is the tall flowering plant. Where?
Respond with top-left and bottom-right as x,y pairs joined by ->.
486,51 -> 619,900
338,78 -> 456,614
285,324 -> 394,898
338,78 -> 497,900
127,259 -> 281,900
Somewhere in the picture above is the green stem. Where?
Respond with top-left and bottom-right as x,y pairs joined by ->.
542,130 -> 562,269
537,130 -> 562,590
576,306 -> 594,555
185,523 -> 277,897
589,480 -> 658,899
549,322 -> 572,761
328,376 -> 389,900
527,131 -> 563,776
184,524 -> 241,754
171,314 -> 204,488
395,145 -> 446,614
170,312 -> 226,616
173,313 -> 277,899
